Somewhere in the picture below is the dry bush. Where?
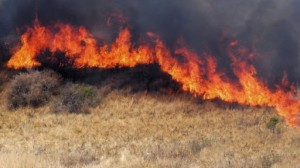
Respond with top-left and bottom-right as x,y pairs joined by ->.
6,70 -> 61,110
52,83 -> 100,113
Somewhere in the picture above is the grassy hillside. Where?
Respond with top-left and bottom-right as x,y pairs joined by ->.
0,87 -> 299,168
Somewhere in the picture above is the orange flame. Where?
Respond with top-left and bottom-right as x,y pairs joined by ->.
6,21 -> 300,128
7,21 -> 154,69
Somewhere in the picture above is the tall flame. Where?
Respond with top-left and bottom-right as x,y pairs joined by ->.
6,21 -> 300,128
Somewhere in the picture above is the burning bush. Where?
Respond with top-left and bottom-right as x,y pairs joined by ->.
7,70 -> 61,110
51,83 -> 100,113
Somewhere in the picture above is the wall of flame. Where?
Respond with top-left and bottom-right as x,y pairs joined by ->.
5,20 -> 300,129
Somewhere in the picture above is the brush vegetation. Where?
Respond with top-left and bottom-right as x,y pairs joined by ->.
6,70 -> 61,109
52,83 -> 100,114
0,70 -> 299,168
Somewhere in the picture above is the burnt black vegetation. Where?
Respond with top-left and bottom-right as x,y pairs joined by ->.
5,65 -> 180,113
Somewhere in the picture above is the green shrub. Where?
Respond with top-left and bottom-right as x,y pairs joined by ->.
52,83 -> 100,113
7,70 -> 61,110
266,116 -> 280,130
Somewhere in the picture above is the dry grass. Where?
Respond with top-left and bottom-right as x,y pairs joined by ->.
0,89 -> 299,168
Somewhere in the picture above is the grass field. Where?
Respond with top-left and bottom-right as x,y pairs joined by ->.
0,87 -> 299,168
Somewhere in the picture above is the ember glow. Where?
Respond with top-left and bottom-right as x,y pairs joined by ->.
6,20 -> 300,128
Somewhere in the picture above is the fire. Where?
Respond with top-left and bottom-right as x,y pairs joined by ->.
6,21 -> 300,128
7,20 -> 154,69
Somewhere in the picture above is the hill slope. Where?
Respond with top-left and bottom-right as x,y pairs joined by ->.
0,89 -> 299,168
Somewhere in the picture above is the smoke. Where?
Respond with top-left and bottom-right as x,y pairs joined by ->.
1,0 -> 300,82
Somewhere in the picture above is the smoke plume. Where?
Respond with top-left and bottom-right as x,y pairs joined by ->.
1,0 -> 300,82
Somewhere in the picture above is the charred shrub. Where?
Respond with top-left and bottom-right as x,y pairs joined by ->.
100,64 -> 181,93
7,70 -> 61,110
0,42 -> 10,68
52,83 -> 100,113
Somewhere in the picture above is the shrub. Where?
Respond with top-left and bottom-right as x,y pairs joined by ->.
52,83 -> 100,113
6,70 -> 61,109
266,116 -> 280,131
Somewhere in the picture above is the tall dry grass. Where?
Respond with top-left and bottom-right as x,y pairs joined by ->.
0,89 -> 299,168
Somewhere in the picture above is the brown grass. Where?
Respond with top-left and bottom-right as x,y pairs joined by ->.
0,89 -> 299,168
